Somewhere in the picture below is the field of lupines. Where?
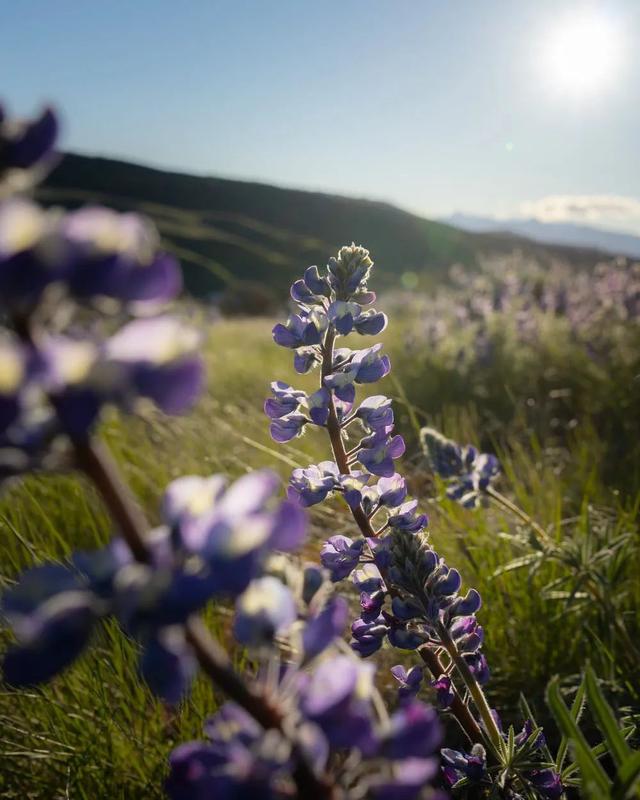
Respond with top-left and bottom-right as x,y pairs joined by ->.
1,106 -> 639,800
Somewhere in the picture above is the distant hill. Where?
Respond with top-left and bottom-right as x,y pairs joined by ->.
39,153 -> 613,304
446,213 -> 640,259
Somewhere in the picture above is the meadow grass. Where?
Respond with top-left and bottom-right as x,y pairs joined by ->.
1,316 -> 638,797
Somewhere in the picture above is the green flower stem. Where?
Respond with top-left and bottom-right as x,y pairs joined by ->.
486,485 -> 553,548
437,621 -> 503,752
73,437 -> 335,800
320,331 -> 485,748
417,643 -> 487,747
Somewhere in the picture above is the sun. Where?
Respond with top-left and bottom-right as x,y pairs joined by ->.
541,11 -> 623,97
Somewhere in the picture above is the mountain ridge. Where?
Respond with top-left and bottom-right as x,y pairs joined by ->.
39,153 -> 617,303
445,212 -> 640,259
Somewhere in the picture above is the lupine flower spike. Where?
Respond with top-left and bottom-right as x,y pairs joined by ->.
269,245 -> 564,798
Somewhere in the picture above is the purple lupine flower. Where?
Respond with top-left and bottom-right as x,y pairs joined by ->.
353,308 -> 388,335
327,244 -> 374,296
441,744 -> 487,784
324,344 -> 390,398
2,468 -> 308,698
420,427 -> 465,478
334,390 -> 355,423
266,249 -> 507,795
465,651 -> 490,685
444,588 -> 482,619
515,719 -> 546,750
322,357 -> 359,397
428,564 -> 462,603
367,757 -> 443,800
35,335 -> 104,436
356,394 -> 394,431
327,300 -> 362,335
320,534 -> 365,581
380,701 -> 442,760
290,277 -> 319,305
300,655 -> 377,753
367,533 -> 393,569
302,596 -> 349,661
104,316 -> 204,415
272,309 -> 327,348
293,345 -> 321,374
360,484 -> 382,516
377,474 -> 408,508
529,769 -> 563,799
358,431 -> 406,477
387,499 -> 428,533
307,387 -> 330,425
264,380 -> 306,419
269,496 -> 309,552
0,105 -> 58,190
303,264 -> 332,297
360,589 -> 385,621
390,664 -> 424,702
290,264 -> 332,304
140,628 -> 197,704
0,334 -> 29,434
386,622 -> 428,650
430,674 -> 454,709
0,200 -> 70,311
351,344 -> 391,383
71,540 -> 133,599
288,461 -> 340,506
338,471 -> 370,508
391,595 -> 424,621
352,563 -> 385,594
269,412 -> 307,442
1,563 -> 99,686
170,469 -> 307,595
473,453 -> 500,491
233,576 -> 297,648
161,474 -> 227,546
0,401 -> 63,484
63,206 -> 182,304
449,615 -> 484,654
165,741 -> 228,799
113,554 -> 221,634
421,426 -> 500,508
351,614 -> 389,657
302,564 -> 325,605
166,703 -> 287,799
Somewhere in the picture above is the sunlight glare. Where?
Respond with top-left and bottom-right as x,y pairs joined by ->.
541,11 -> 623,98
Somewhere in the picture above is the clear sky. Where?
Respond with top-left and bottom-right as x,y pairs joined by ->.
2,0 -> 639,232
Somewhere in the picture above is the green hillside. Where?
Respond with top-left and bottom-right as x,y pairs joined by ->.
39,153 -> 606,305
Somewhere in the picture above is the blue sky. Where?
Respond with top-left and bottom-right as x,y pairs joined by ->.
2,0 -> 639,231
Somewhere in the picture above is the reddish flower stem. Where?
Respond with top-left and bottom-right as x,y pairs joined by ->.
73,437 -> 335,800
320,331 -> 485,748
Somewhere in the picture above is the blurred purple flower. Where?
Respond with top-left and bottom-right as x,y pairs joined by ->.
302,595 -> 349,661
233,576 -> 297,648
390,664 -> 423,702
320,534 -> 365,581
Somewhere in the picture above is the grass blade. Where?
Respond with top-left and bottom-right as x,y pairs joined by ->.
555,674 -> 586,771
547,677 -> 610,797
584,665 -> 631,769
612,752 -> 640,800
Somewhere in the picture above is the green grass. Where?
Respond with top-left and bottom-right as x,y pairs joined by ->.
1,316 -> 638,796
